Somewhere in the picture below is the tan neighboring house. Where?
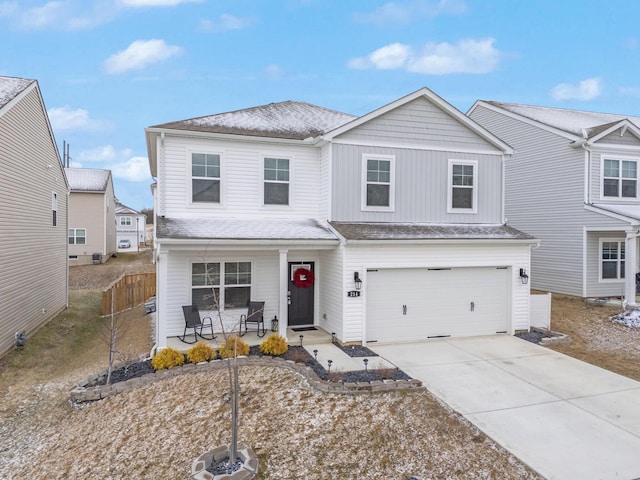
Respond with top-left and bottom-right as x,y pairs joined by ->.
65,168 -> 117,265
0,75 -> 69,357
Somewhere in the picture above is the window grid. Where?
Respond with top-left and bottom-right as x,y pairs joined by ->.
603,159 -> 637,198
68,228 -> 86,245
192,153 -> 221,203
366,158 -> 391,207
449,161 -> 476,211
264,157 -> 290,205
601,240 -> 625,280
192,262 -> 251,310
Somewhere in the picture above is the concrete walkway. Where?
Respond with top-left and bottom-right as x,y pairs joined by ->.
371,335 -> 640,480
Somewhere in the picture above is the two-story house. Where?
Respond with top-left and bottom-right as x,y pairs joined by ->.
116,201 -> 146,251
65,167 -> 117,265
468,101 -> 640,305
0,75 -> 68,357
145,88 -> 536,350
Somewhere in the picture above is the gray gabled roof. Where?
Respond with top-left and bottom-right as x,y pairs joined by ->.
115,201 -> 140,215
330,222 -> 535,241
150,100 -> 356,141
482,101 -> 640,140
0,76 -> 34,111
65,167 -> 112,192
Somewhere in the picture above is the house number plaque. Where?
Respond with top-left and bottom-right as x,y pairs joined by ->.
347,291 -> 361,297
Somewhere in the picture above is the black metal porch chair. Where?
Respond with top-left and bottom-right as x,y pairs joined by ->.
240,301 -> 266,338
179,305 -> 216,344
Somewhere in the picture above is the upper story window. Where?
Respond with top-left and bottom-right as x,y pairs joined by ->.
69,228 -> 86,245
448,160 -> 477,213
52,192 -> 57,226
192,261 -> 251,310
362,154 -> 395,211
264,157 -> 289,205
603,158 -> 637,199
119,216 -> 132,226
600,239 -> 625,280
192,153 -> 220,203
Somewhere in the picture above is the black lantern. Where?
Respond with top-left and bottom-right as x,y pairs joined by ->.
519,268 -> 529,285
354,271 -> 362,290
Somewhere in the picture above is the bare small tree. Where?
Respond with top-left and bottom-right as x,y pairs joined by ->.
101,286 -> 131,385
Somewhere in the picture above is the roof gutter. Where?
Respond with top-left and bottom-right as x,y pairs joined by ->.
342,238 -> 540,246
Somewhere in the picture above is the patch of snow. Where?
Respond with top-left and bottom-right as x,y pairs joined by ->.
0,76 -> 33,110
611,308 -> 640,328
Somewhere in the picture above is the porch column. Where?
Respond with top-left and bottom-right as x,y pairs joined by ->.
624,230 -> 638,307
278,250 -> 288,337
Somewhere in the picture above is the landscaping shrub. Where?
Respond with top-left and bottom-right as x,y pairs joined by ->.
186,342 -> 217,363
259,334 -> 288,356
151,346 -> 184,370
219,335 -> 250,358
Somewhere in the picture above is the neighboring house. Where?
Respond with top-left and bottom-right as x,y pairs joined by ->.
115,201 -> 146,251
145,87 -> 536,350
0,75 -> 68,357
468,100 -> 640,304
65,168 -> 116,265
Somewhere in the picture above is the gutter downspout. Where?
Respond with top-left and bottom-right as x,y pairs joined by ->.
502,154 -> 508,224
581,143 -> 591,298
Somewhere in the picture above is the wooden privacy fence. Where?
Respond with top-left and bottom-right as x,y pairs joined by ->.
102,272 -> 156,316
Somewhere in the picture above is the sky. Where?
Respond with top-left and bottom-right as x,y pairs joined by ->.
2,0 -> 640,211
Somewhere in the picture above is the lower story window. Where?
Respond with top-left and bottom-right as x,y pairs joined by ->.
69,228 -> 86,245
192,261 -> 251,310
601,240 -> 625,280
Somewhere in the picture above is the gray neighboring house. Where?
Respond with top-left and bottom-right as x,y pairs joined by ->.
115,201 -> 146,251
65,168 -> 117,265
469,100 -> 640,304
0,75 -> 68,357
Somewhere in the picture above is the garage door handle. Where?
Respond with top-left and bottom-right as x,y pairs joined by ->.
471,301 -> 475,312
402,305 -> 407,315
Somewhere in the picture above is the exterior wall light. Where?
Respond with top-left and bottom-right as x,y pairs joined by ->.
519,268 -> 529,285
354,271 -> 363,290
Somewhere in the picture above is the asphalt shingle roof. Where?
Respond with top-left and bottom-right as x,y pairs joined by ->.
65,168 -> 111,192
329,222 -> 535,241
0,76 -> 34,110
151,100 -> 356,140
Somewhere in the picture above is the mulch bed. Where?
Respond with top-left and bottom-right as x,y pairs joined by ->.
98,345 -> 410,386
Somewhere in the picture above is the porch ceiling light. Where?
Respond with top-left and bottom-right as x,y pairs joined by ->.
519,268 -> 529,285
354,271 -> 363,290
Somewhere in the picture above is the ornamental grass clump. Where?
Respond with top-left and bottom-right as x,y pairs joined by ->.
259,334 -> 288,356
219,335 -> 250,358
151,346 -> 184,370
186,342 -> 217,363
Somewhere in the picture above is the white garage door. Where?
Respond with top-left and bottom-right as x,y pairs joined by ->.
366,267 -> 509,343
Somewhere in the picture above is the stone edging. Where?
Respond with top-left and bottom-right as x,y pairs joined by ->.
191,444 -> 258,480
70,356 -> 423,403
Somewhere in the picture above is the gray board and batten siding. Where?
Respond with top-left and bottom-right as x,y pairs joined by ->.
0,79 -> 68,357
331,96 -> 504,224
468,103 -> 633,298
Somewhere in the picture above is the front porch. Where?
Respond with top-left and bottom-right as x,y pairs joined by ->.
165,326 -> 333,353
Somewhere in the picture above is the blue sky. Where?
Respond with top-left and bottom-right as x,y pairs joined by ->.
2,0 -> 640,210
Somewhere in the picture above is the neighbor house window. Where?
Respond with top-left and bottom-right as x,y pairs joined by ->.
603,158 -> 637,198
362,154 -> 395,210
601,239 -> 625,280
52,192 -> 57,226
192,262 -> 251,310
448,160 -> 477,213
192,153 -> 220,203
264,157 -> 289,205
68,228 -> 86,245
119,216 -> 132,226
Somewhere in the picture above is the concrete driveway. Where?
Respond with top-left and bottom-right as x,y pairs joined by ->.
371,335 -> 640,480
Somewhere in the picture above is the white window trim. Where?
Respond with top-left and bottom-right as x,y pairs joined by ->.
361,154 -> 395,212
191,260 -> 253,312
260,155 -> 293,208
447,159 -> 478,214
69,228 -> 87,245
598,237 -> 626,282
600,155 -> 640,201
188,150 -> 224,206
119,216 -> 132,226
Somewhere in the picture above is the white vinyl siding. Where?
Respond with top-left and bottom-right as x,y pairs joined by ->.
0,83 -> 68,357
448,159 -> 478,213
361,154 -> 395,211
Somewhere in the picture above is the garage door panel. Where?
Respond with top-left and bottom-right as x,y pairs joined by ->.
367,267 -> 508,343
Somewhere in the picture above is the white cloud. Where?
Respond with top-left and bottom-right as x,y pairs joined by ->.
118,0 -> 202,6
619,86 -> 640,98
199,13 -> 254,32
76,145 -> 133,163
348,38 -> 500,75
2,0 -> 119,30
355,0 -> 467,26
48,105 -> 111,132
111,156 -> 152,182
104,39 -> 182,74
551,77 -> 602,101
265,64 -> 285,80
